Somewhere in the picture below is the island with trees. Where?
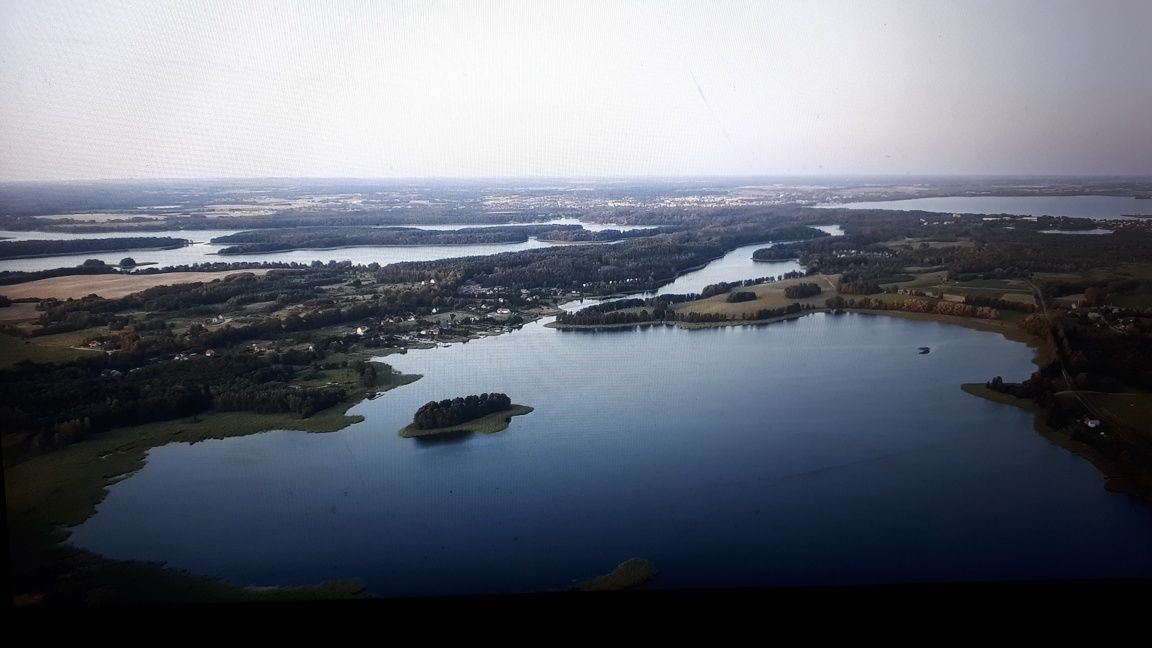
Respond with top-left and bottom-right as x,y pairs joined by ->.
399,392 -> 533,438
0,236 -> 189,260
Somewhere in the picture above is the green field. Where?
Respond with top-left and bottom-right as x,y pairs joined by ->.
1082,392 -> 1152,435
0,334 -> 94,368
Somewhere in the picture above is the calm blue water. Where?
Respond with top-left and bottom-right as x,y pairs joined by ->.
822,195 -> 1152,220
655,242 -> 802,296
69,312 -> 1152,595
646,225 -> 841,296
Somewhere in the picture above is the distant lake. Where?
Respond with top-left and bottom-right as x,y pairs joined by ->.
0,220 -> 645,273
821,196 -> 1152,220
644,224 -> 839,296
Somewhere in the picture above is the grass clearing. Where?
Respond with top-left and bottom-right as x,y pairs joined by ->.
0,334 -> 90,368
999,293 -> 1038,306
28,328 -> 107,349
1081,393 -> 1152,435
0,302 -> 40,321
672,274 -> 838,318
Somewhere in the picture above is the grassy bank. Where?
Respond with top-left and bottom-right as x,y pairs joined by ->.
0,333 -> 91,368
848,308 -> 1039,348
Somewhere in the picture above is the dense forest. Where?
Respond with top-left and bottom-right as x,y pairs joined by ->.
412,392 -> 513,429
373,220 -> 831,294
0,236 -> 188,259
536,227 -> 667,242
211,224 -> 669,254
211,225 -> 594,254
783,283 -> 822,299
0,350 -> 376,458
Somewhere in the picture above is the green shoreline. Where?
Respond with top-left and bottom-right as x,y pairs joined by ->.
547,310 -> 818,331
6,359 -> 422,606
399,405 -> 534,438
960,383 -> 1150,502
0,243 -> 188,261
546,307 -> 1040,348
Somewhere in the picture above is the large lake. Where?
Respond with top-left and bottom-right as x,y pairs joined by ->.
70,313 -> 1152,595
822,196 -> 1152,220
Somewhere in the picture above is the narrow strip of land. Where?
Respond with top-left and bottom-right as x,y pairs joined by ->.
1,270 -> 271,300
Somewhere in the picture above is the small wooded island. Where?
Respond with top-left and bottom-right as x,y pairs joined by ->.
399,392 -> 533,438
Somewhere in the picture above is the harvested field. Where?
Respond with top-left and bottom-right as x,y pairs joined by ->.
0,270 -> 270,300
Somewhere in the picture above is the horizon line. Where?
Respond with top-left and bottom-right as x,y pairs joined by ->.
3,173 -> 1152,185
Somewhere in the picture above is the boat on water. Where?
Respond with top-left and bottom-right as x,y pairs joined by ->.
918,346 -> 931,354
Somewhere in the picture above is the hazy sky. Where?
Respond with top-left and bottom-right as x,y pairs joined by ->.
1,0 -> 1150,180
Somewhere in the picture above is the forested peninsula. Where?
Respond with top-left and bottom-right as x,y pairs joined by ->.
0,237 -> 188,260
211,224 -> 663,254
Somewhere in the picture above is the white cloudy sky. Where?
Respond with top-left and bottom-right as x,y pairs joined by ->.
1,0 -> 1150,180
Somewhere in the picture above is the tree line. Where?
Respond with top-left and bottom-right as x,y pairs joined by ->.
412,393 -> 513,429
210,224 -> 654,255
783,283 -> 822,299
212,225 -> 578,254
0,351 -> 362,459
962,294 -> 1037,313
726,291 -> 756,303
824,295 -> 1000,320
0,237 -> 188,260
535,227 -> 668,242
555,300 -> 816,327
